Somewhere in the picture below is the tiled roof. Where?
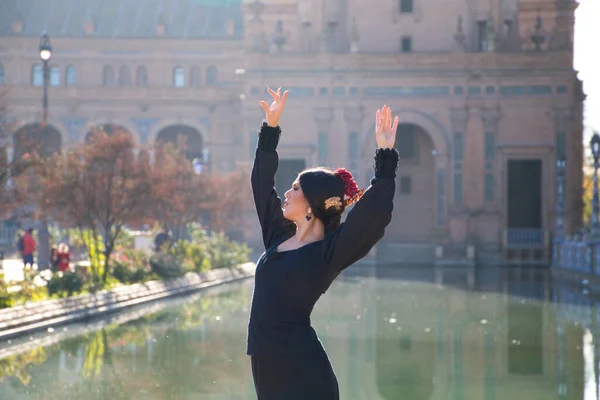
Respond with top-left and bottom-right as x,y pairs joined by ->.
0,0 -> 244,39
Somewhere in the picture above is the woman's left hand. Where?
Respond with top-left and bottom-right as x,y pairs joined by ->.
375,105 -> 399,149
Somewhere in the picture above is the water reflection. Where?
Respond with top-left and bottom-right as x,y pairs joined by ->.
0,266 -> 597,399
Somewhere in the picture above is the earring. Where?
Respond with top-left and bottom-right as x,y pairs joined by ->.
306,209 -> 312,221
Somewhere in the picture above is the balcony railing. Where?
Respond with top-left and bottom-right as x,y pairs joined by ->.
504,228 -> 548,249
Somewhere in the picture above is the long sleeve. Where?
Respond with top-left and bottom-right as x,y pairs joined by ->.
324,148 -> 399,276
251,121 -> 295,250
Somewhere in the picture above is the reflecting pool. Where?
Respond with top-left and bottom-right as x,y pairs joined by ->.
0,266 -> 595,399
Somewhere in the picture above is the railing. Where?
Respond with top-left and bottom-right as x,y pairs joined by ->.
553,239 -> 600,275
505,228 -> 548,249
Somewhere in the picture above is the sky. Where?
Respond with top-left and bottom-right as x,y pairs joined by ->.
574,0 -> 600,142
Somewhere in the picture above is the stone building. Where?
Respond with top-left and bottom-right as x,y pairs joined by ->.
0,0 -> 584,263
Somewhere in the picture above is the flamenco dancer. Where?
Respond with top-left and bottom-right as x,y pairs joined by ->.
247,87 -> 400,399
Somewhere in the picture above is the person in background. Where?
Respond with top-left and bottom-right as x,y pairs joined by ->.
50,245 -> 59,272
22,228 -> 36,269
154,228 -> 172,252
57,243 -> 71,273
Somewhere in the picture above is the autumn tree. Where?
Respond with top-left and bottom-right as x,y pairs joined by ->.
207,169 -> 250,233
0,91 -> 42,217
37,128 -> 151,289
151,144 -> 250,240
151,144 -> 214,241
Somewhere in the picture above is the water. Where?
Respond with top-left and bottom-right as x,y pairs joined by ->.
0,266 -> 595,399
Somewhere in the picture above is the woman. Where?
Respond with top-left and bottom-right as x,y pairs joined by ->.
247,87 -> 399,399
57,243 -> 71,273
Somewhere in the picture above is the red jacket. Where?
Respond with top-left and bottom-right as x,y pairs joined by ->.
22,233 -> 36,255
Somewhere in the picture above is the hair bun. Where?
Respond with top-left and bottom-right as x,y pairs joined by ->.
334,168 -> 359,199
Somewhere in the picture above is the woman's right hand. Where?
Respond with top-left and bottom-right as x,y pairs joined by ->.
259,87 -> 289,128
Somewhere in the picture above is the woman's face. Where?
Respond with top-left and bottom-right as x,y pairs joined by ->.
282,178 -> 310,221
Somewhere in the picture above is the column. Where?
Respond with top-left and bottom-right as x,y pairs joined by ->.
436,158 -> 447,227
132,118 -> 158,163
314,107 -> 334,166
244,109 -> 264,160
480,107 -> 501,204
553,107 -> 572,239
450,107 -> 468,206
344,106 -> 364,182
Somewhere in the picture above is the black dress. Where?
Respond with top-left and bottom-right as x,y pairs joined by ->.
247,122 -> 398,400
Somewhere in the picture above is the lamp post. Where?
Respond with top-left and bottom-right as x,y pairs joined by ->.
590,132 -> 600,240
37,33 -> 52,269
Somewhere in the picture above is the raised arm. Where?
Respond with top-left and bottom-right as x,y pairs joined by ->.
324,106 -> 399,276
251,88 -> 295,249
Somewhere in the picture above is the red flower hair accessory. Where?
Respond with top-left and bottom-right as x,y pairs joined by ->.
334,168 -> 365,207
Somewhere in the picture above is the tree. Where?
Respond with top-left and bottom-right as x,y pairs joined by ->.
583,172 -> 593,227
37,128 -> 152,289
150,145 -> 250,240
0,91 -> 41,217
151,144 -> 214,241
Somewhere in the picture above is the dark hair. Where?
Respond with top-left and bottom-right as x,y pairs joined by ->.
298,167 -> 361,233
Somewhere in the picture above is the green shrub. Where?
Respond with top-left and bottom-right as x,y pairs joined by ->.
111,249 -> 152,284
47,272 -> 84,298
204,231 -> 251,269
149,253 -> 182,279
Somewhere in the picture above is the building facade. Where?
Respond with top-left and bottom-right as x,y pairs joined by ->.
0,0 -> 584,262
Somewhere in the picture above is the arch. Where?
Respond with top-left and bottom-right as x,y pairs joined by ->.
118,65 -> 132,86
13,123 -> 63,165
155,124 -> 203,161
50,65 -> 60,86
173,66 -> 185,87
85,123 -> 136,144
102,65 -> 116,87
0,61 -> 4,85
206,65 -> 218,86
361,109 -> 449,160
31,63 -> 43,86
191,66 -> 202,87
65,64 -> 77,86
149,120 -> 209,145
136,65 -> 148,86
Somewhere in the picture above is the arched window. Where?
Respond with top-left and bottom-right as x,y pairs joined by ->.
0,62 -> 4,85
191,66 -> 202,87
102,65 -> 116,87
136,66 -> 148,86
118,65 -> 132,86
173,66 -> 185,87
31,64 -> 43,86
206,65 -> 218,86
50,66 -> 61,86
65,65 -> 77,86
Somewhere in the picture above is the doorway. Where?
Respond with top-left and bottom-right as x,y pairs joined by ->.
507,159 -> 542,229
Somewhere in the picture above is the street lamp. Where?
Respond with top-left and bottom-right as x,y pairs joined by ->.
590,132 -> 600,239
37,32 -> 52,269
39,33 -> 52,124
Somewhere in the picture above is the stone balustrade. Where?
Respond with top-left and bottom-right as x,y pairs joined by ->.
0,263 -> 255,341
